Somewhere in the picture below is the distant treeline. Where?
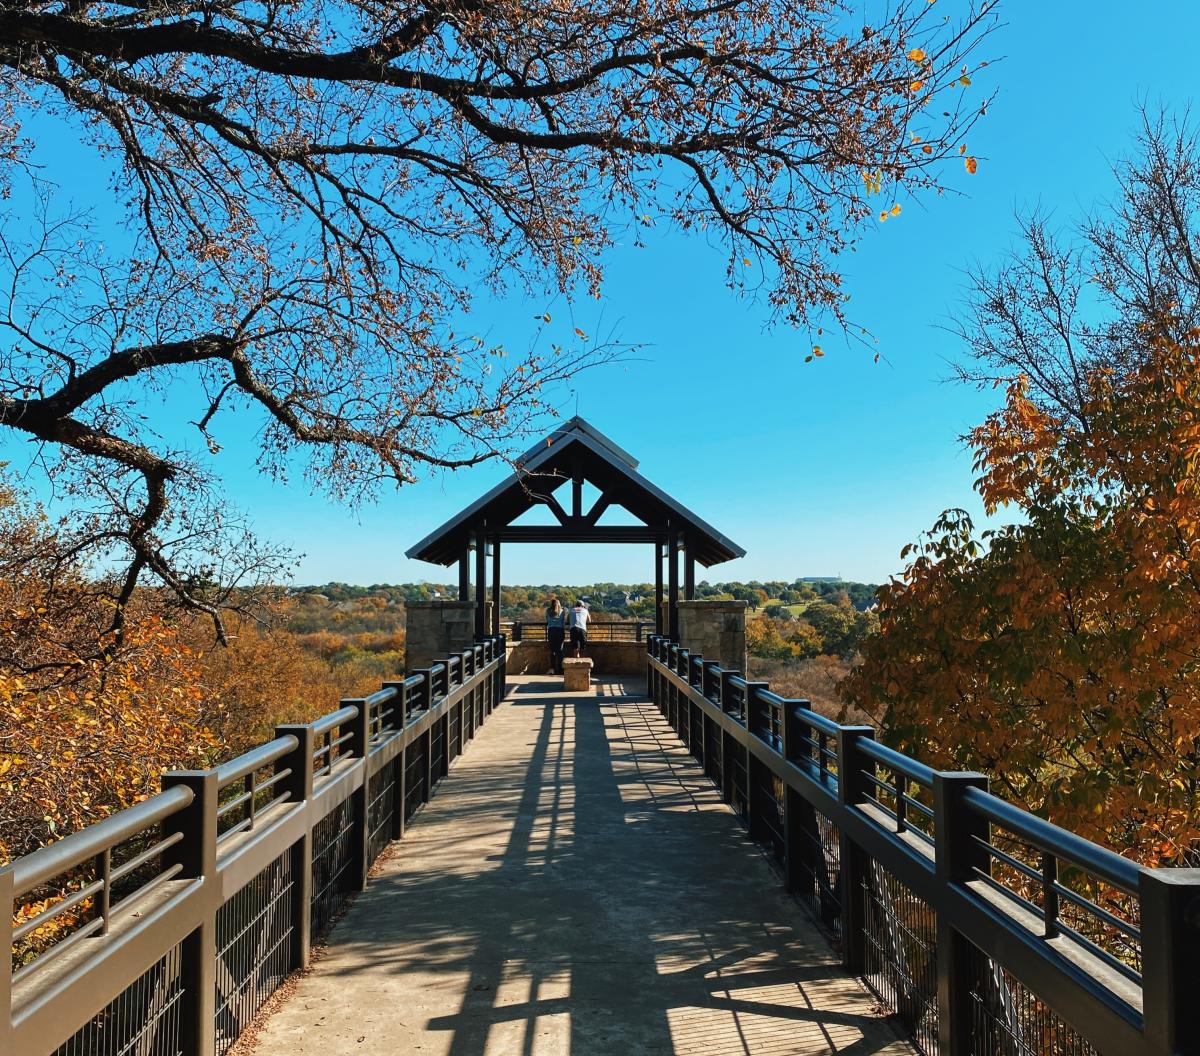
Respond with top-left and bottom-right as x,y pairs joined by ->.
292,577 -> 879,620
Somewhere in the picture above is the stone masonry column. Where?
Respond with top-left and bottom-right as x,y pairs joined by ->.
405,600 -> 476,672
677,600 -> 747,673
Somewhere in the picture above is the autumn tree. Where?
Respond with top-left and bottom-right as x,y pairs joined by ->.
844,115 -> 1200,866
0,0 -> 994,647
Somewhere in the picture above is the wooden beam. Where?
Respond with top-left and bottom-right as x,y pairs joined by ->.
492,526 -> 666,544
584,493 -> 613,526
572,476 -> 583,518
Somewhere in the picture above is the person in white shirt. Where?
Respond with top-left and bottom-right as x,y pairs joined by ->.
569,600 -> 590,657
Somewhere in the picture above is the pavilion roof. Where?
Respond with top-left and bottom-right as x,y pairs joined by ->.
405,417 -> 745,567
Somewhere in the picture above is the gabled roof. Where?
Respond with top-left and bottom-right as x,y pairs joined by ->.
405,417 -> 745,567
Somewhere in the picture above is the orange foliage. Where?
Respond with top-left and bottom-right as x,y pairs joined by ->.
845,335 -> 1200,865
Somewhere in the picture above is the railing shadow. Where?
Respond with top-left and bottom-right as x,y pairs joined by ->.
303,676 -> 907,1055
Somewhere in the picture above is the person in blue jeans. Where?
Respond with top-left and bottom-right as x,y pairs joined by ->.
545,597 -> 567,674
569,599 -> 590,657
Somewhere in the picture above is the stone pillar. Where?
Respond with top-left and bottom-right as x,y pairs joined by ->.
405,600 -> 476,672
677,600 -> 747,673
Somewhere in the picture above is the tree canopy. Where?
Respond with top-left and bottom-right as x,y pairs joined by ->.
844,116 -> 1200,866
0,0 -> 994,645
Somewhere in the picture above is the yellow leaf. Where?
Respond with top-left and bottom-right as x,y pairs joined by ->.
907,48 -> 927,63
742,257 -> 752,266
921,145 -> 933,155
965,155 -> 978,175
910,79 -> 925,93
879,210 -> 888,222
890,204 -> 902,217
812,346 -> 824,357
960,75 -> 972,86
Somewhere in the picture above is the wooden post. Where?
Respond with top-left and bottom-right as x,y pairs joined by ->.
1140,868 -> 1200,1056
474,534 -> 487,639
668,529 -> 680,639
836,726 -> 877,975
654,542 -> 664,635
684,546 -> 696,601
491,537 -> 502,635
275,724 -> 315,968
458,550 -> 470,601
161,770 -> 218,1056
934,771 -> 991,1056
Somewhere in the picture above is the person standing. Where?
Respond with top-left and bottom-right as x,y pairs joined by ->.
546,597 -> 566,674
569,599 -> 590,657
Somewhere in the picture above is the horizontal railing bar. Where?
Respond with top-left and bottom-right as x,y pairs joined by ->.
899,794 -> 934,819
214,735 -> 298,788
791,704 -> 840,736
11,916 -> 106,986
962,786 -> 1141,894
312,705 -> 359,737
858,738 -> 936,788
109,831 -> 184,886
13,878 -> 105,941
216,790 -> 254,818
976,834 -> 1045,886
9,785 -> 194,896
1051,880 -> 1142,941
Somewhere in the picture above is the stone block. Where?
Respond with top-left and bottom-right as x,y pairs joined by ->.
678,600 -> 747,673
562,657 -> 594,692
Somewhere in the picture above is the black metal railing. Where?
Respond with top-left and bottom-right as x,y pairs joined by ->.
501,619 -> 647,642
4,636 -> 507,1056
646,634 -> 1199,1056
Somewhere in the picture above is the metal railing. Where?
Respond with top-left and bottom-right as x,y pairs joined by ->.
646,634 -> 1200,1056
501,619 -> 647,642
4,636 -> 507,1056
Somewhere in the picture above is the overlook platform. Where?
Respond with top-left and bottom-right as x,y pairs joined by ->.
247,676 -> 909,1056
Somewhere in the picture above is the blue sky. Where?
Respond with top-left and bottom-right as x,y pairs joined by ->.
5,4 -> 1195,587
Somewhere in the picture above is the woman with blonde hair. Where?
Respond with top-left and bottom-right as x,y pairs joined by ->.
546,596 -> 567,674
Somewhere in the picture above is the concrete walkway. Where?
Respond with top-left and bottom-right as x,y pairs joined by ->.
249,677 -> 911,1056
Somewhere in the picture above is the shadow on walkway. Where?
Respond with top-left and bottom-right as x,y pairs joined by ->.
249,677 -> 910,1056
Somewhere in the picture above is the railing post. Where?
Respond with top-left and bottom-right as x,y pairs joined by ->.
719,669 -> 736,714
781,702 -> 819,896
933,771 -> 990,1056
275,723 -> 315,968
1141,868 -> 1200,1056
836,726 -> 876,975
0,866 -> 13,1054
346,699 -> 372,890
382,680 -> 408,733
161,769 -> 219,1056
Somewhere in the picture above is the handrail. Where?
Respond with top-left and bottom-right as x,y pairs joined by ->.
6,632 -> 508,1056
962,785 -> 1142,895
215,735 -> 299,788
859,737 -> 936,788
644,632 -> 1167,1056
9,785 -> 195,897
312,704 -> 359,737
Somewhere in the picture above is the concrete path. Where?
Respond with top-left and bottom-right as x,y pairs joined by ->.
249,676 -> 910,1056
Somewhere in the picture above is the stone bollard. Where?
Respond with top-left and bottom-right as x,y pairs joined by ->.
562,657 -> 594,692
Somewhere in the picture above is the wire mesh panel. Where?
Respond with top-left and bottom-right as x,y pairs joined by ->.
214,851 -> 294,1055
403,740 -> 425,822
367,762 -> 398,865
723,731 -> 749,820
703,715 -> 722,785
861,859 -> 939,1055
430,717 -> 447,786
52,942 -> 185,1056
310,797 -> 356,937
750,760 -> 786,868
964,939 -> 1098,1056
790,803 -> 843,939
448,702 -> 463,762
